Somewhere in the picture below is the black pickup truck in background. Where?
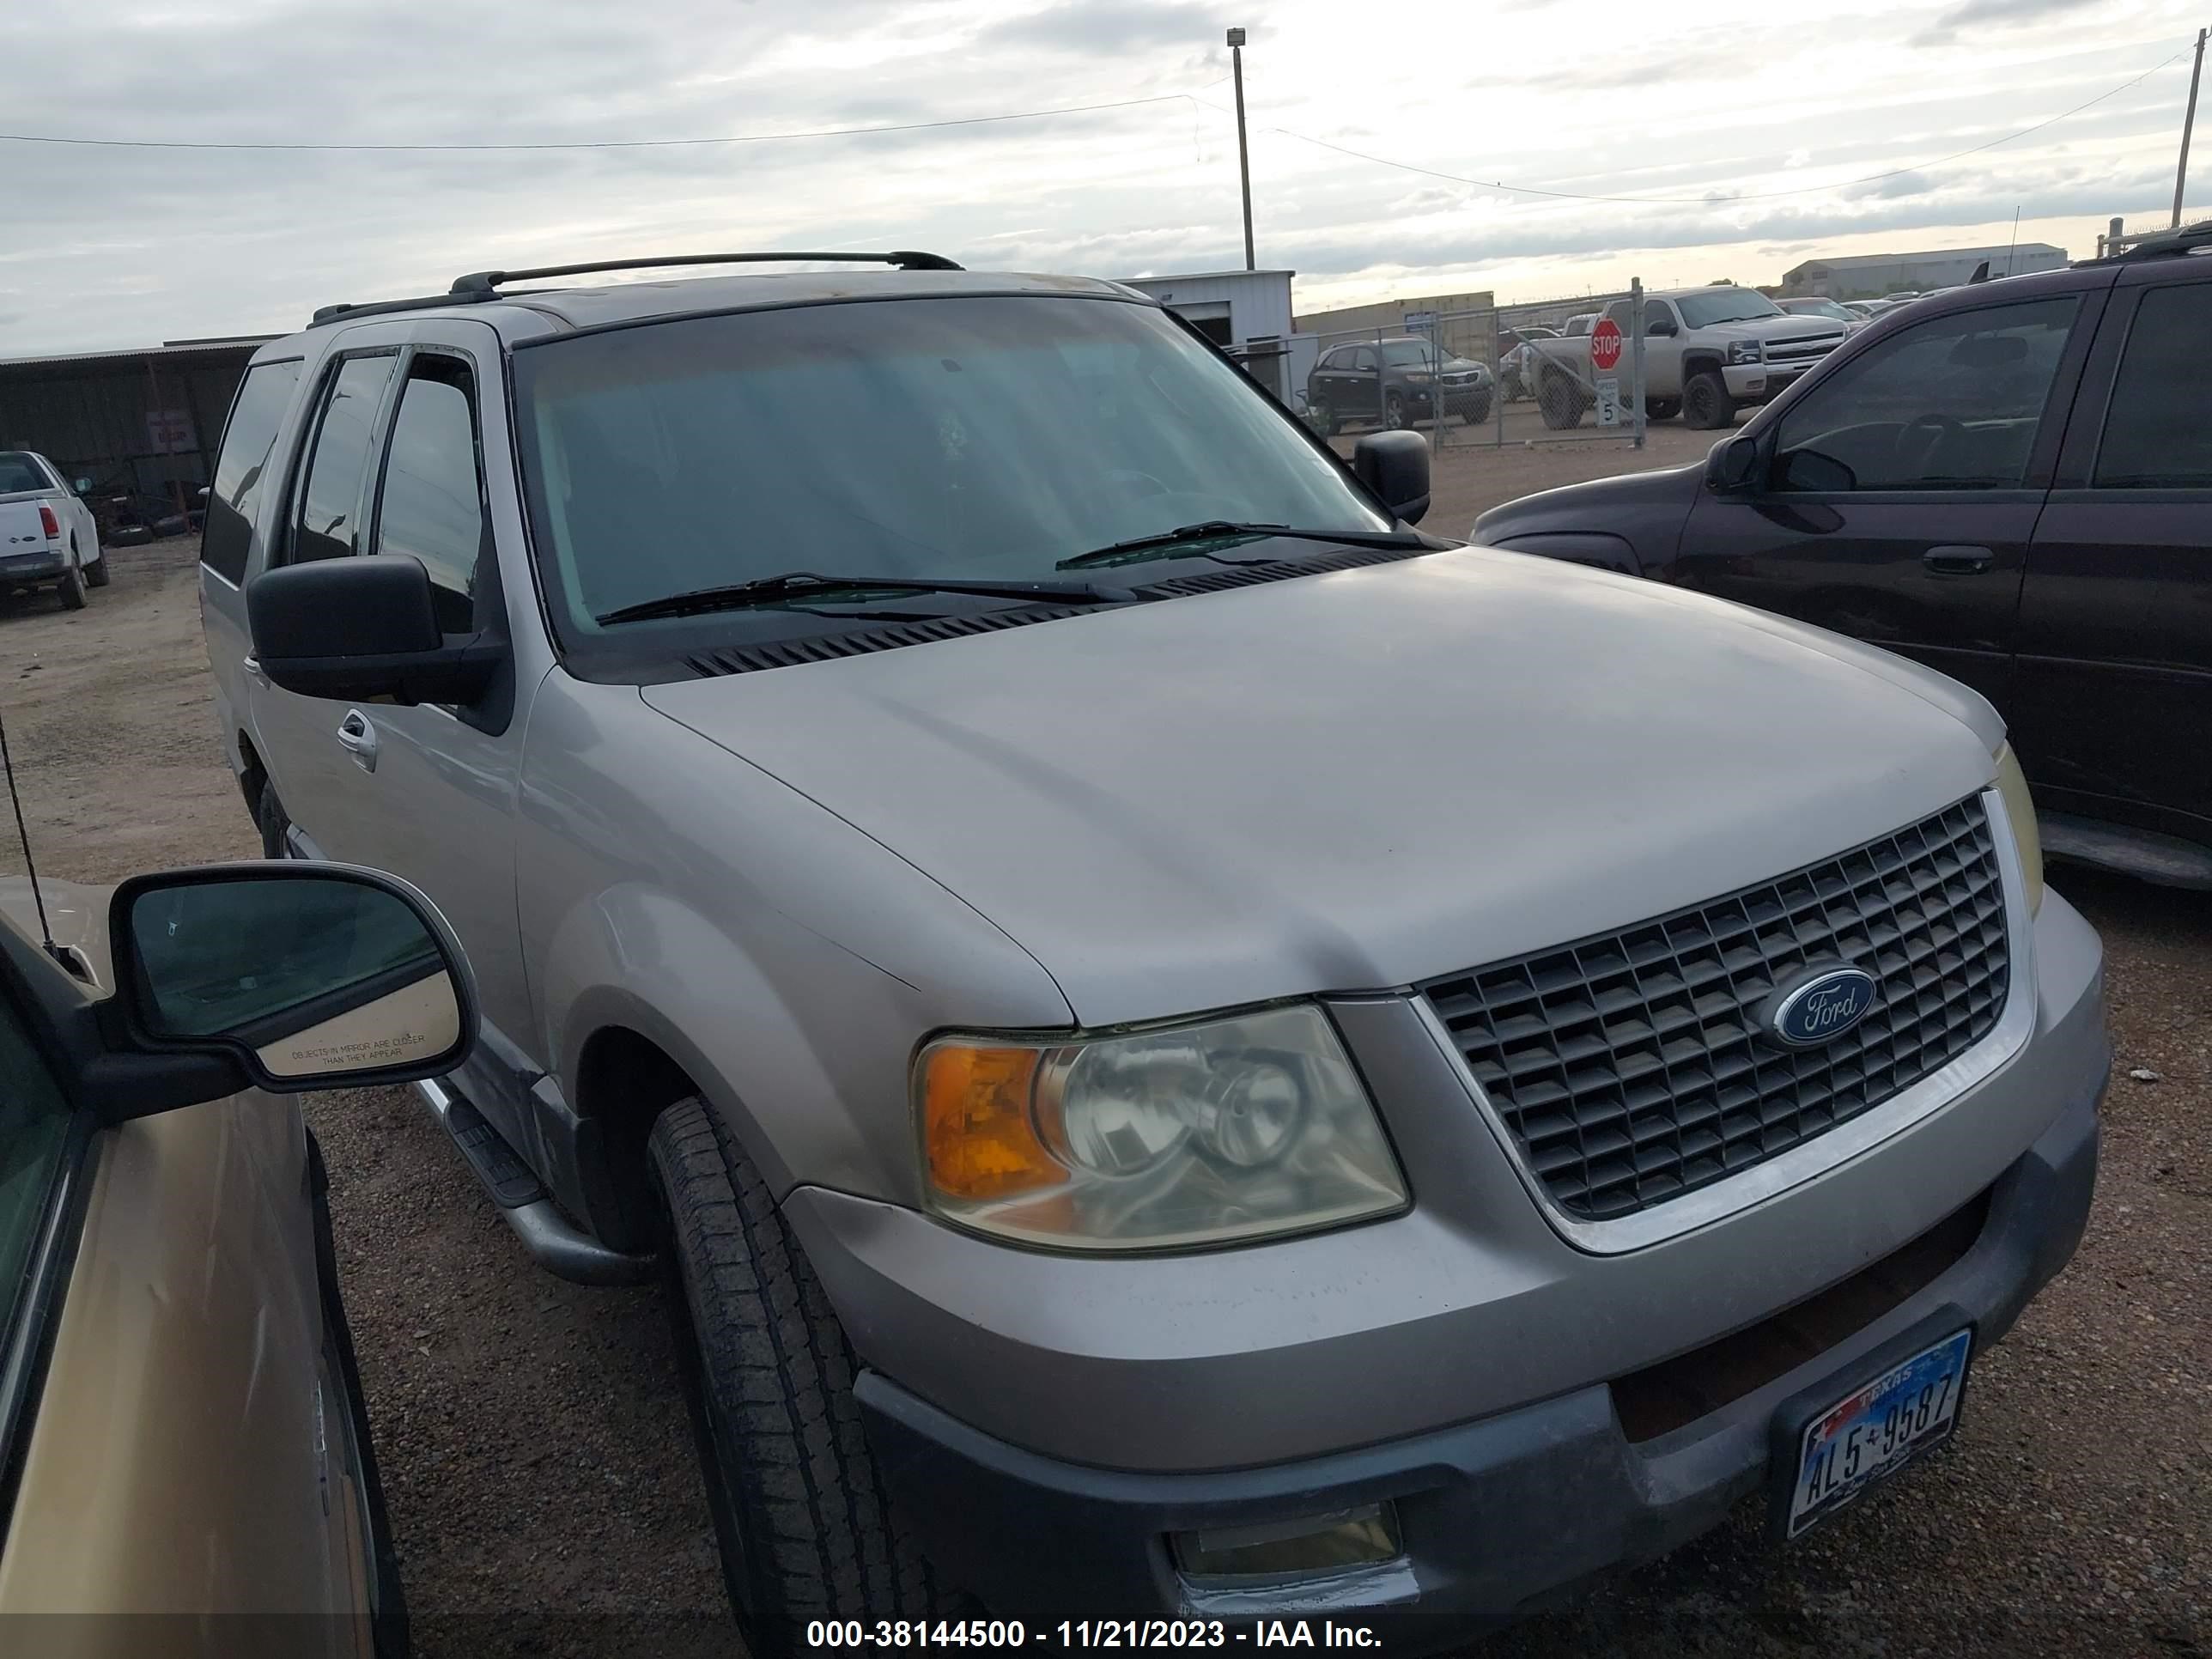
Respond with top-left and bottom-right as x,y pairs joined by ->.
1472,221 -> 2212,890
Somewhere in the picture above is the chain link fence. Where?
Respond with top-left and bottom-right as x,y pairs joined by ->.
1281,283 -> 1654,457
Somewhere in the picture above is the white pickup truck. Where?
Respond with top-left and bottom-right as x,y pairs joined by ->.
0,450 -> 106,610
1528,286 -> 1851,431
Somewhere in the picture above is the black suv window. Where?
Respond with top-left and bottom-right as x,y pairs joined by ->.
291,355 -> 397,563
372,357 -> 488,632
201,360 -> 302,584
2094,283 -> 2212,489
1351,347 -> 1377,372
1772,296 -> 2079,491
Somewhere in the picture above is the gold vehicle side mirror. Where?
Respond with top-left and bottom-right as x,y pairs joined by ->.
108,863 -> 475,1098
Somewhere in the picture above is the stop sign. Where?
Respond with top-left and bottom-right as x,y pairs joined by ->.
1590,318 -> 1624,372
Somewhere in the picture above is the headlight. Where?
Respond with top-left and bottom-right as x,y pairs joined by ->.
1727,340 -> 1765,364
1994,741 -> 2044,914
1404,372 -> 1432,384
917,1004 -> 1408,1251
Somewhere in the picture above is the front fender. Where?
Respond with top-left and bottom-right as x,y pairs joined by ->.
517,679 -> 1077,1214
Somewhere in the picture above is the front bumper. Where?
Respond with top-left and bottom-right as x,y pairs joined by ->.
860,1076 -> 2099,1631
1723,360 -> 1821,403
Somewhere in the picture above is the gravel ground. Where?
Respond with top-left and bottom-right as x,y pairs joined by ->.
2,478 -> 2203,1658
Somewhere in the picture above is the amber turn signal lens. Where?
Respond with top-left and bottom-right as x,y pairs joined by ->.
921,1043 -> 1065,1200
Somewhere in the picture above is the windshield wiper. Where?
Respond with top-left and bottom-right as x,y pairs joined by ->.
595,569 -> 1135,627
1056,521 -> 1427,570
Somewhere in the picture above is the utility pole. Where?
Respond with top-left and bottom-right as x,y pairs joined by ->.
2175,27 -> 2206,228
1228,27 -> 1255,269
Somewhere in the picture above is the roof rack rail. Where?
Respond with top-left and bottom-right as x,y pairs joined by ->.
309,290 -> 501,327
2092,219 -> 2212,263
448,250 -> 963,294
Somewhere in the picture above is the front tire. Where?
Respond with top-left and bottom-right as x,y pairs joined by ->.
80,538 -> 111,587
1644,397 -> 1682,422
649,1097 -> 951,1656
256,779 -> 294,860
56,560 -> 87,611
1683,371 -> 1736,429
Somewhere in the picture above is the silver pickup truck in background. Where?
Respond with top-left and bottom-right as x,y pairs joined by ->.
1528,285 -> 1851,430
0,449 -> 107,610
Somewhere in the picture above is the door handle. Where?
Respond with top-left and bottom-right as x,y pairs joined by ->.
1923,544 -> 1995,575
336,708 -> 380,773
242,655 -> 269,686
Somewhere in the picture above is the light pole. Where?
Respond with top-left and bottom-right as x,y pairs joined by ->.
2175,27 -> 2206,229
1228,27 -> 1255,270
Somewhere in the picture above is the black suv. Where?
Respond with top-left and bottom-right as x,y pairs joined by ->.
1472,222 -> 2212,887
1306,336 -> 1492,434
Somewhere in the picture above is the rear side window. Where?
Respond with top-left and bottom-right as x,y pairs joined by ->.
0,454 -> 50,493
372,358 -> 488,632
200,361 -> 301,583
291,356 -> 397,563
2094,283 -> 2212,488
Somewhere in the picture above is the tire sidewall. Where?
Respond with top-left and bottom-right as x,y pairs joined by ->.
1685,374 -> 1732,429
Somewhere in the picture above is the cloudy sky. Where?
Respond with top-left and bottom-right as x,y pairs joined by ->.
3,0 -> 2206,354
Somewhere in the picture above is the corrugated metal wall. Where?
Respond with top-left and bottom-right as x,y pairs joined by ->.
0,349 -> 254,495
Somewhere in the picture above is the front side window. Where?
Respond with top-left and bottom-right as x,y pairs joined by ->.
2094,283 -> 2212,489
1677,290 -> 1785,328
1351,346 -> 1378,371
1772,296 -> 2079,491
202,360 -> 302,583
513,295 -> 1389,650
291,355 -> 396,563
373,359 -> 487,631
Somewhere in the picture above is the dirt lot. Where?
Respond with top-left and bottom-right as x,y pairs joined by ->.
2,446 -> 2204,1657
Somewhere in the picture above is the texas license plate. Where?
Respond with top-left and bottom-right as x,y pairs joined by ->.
1782,1327 -> 1972,1540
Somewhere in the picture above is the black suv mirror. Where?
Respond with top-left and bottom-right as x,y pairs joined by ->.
247,555 -> 502,705
1705,433 -> 1765,494
111,863 -> 475,1097
1352,430 -> 1431,525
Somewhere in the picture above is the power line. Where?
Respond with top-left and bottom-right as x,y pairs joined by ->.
0,91 -> 1202,153
1260,41 -> 2193,206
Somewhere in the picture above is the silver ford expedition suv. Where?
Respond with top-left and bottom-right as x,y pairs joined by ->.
198,252 -> 2106,1652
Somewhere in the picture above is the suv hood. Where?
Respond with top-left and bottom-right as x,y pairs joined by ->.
643,550 -> 2000,1028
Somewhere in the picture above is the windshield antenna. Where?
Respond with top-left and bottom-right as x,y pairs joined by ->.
0,705 -> 70,972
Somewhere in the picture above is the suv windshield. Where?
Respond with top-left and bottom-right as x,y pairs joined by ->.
1380,343 -> 1435,368
1678,290 -> 1787,328
513,295 -> 1389,640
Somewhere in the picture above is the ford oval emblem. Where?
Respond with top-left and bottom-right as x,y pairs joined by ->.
1765,964 -> 1880,1048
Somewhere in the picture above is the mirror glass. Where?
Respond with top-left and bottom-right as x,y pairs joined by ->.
125,874 -> 463,1080
72,477 -> 91,494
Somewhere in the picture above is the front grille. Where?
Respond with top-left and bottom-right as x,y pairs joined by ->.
1766,333 -> 1844,364
1420,796 -> 2011,1221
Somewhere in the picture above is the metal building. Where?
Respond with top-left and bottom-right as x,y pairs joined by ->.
0,337 -> 275,520
1779,244 -> 2067,299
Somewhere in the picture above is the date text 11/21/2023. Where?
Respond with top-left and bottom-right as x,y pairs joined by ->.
804,1621 -> 1384,1649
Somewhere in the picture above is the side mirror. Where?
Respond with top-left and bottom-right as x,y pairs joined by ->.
72,477 -> 91,495
1705,433 -> 1765,494
247,554 -> 501,705
1352,430 -> 1431,525
108,864 -> 474,1101
1647,318 -> 1677,337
